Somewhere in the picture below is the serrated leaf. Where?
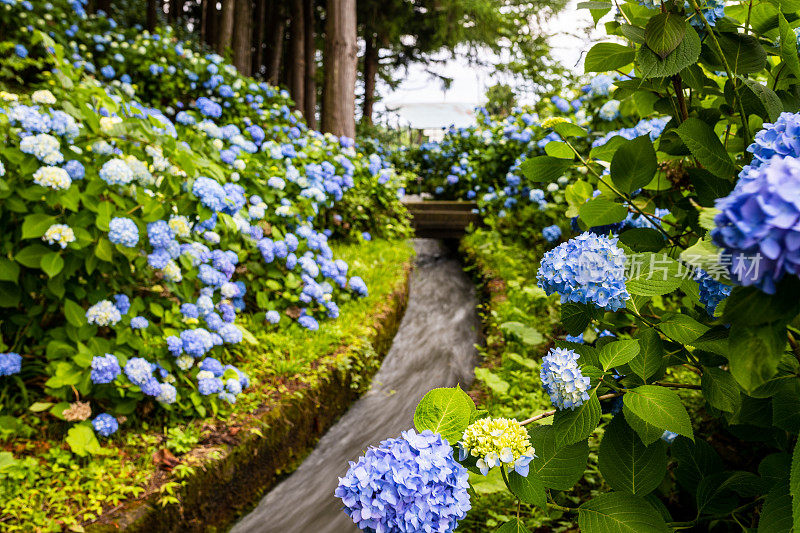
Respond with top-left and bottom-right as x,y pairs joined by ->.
500,322 -> 544,346
21,213 -> 57,239
628,328 -> 664,382
600,339 -> 641,371
644,13 -> 686,59
496,518 -> 532,533
413,386 -> 475,443
599,415 -> 667,495
759,481 -> 792,533
610,136 -> 657,194
779,13 -> 800,80
553,122 -> 587,137
519,156 -> 572,183
578,492 -> 670,532
552,391 -> 601,446
701,367 -> 740,413
625,253 -> 683,296
637,25 -> 700,79
40,252 -> 64,278
623,385 -> 693,441
676,118 -> 735,178
544,141 -> 574,159
505,470 -> 546,509
585,42 -> 636,73
658,313 -> 709,345
579,197 -> 628,227
561,302 -> 595,336
619,228 -> 665,253
528,426 -> 589,490
623,405 -> 664,445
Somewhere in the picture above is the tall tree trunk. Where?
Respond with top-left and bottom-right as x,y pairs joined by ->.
146,0 -> 158,31
303,0 -> 317,128
362,31 -> 378,127
217,0 -> 236,55
200,0 -> 208,42
322,0 -> 357,138
265,2 -> 286,85
205,0 -> 220,48
288,0 -> 306,112
251,0 -> 267,77
232,0 -> 252,75
169,0 -> 185,21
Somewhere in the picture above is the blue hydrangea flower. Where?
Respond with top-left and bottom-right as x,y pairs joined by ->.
540,347 -> 591,410
108,217 -> 139,247
542,224 -> 562,243
90,353 -> 120,384
99,158 -> 134,186
661,430 -> 679,444
199,357 -> 224,377
712,156 -> 800,293
335,429 -> 471,533
92,413 -> 118,437
695,270 -> 732,317
0,352 -> 22,376
265,310 -> 280,324
744,112 -> 800,176
130,316 -> 149,329
537,232 -> 630,310
349,276 -> 368,297
124,357 -> 153,387
64,160 -> 85,180
599,100 -> 621,121
298,315 -> 319,331
565,333 -> 585,344
156,383 -> 177,404
198,375 -> 223,395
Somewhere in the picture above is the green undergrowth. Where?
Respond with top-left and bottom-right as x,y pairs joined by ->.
458,229 -> 705,532
0,239 -> 414,532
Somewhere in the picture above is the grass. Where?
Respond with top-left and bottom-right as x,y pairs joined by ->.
0,239 -> 414,532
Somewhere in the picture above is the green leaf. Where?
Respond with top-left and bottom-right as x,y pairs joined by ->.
544,141 -> 574,159
496,518 -> 532,533
500,322 -> 544,346
95,238 -> 114,262
701,367 -> 740,413
673,437 -> 723,497
552,391 -> 601,446
644,13 -> 687,59
701,32 -> 767,75
0,258 -> 20,283
505,470 -> 547,509
578,492 -> 670,532
623,385 -> 693,441
579,197 -> 628,227
585,43 -> 636,73
628,328 -> 664,382
791,439 -> 800,530
741,78 -> 783,123
610,136 -> 657,194
759,481 -> 792,533
658,313 -> 709,345
619,228 -> 665,253
676,118 -> 735,178
590,135 -> 628,162
723,283 -> 800,326
65,423 -> 105,457
413,386 -> 475,443
21,213 -> 56,239
15,244 -> 50,269
637,25 -> 700,79
623,405 -> 665,446
528,426 -> 589,490
779,13 -> 800,80
518,156 -> 572,183
599,339 -> 641,371
553,122 -> 588,137
40,252 -> 64,278
561,303 -> 595,336
29,402 -> 53,412
728,323 -> 786,392
63,299 -> 86,327
474,367 -> 510,395
625,253 -> 683,297
599,415 -> 667,495
772,380 -> 800,433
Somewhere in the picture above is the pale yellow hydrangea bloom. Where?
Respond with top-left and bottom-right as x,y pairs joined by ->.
460,417 -> 535,476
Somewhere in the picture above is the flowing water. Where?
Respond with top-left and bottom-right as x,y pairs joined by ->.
232,239 -> 479,533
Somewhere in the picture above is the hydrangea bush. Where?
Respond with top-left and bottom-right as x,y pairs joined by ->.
391,0 -> 800,530
0,0 -> 409,444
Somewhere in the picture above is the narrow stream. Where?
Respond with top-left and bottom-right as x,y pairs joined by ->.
232,239 -> 479,533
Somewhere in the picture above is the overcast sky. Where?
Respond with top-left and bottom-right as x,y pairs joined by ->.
379,0 -> 605,115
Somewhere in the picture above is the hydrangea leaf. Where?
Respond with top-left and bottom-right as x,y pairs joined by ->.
701,367 -> 741,414
599,339 -> 641,371
637,25 -> 700,79
528,426 -> 589,490
518,156 -> 571,183
790,439 -> 800,530
644,12 -> 687,59
625,253 -> 683,297
657,313 -> 708,345
728,322 -> 786,392
778,13 -> 800,80
21,213 -> 57,239
578,492 -> 670,532
579,197 -> 628,227
496,518 -> 532,533
623,405 -> 664,446
544,141 -> 574,159
413,386 -> 475,444
623,385 -> 693,441
552,390 -> 601,446
505,469 -> 547,509
610,135 -> 657,194
758,481 -> 792,533
676,117 -> 735,178
500,322 -> 544,346
40,252 -> 64,278
585,42 -> 635,73
598,415 -> 667,495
